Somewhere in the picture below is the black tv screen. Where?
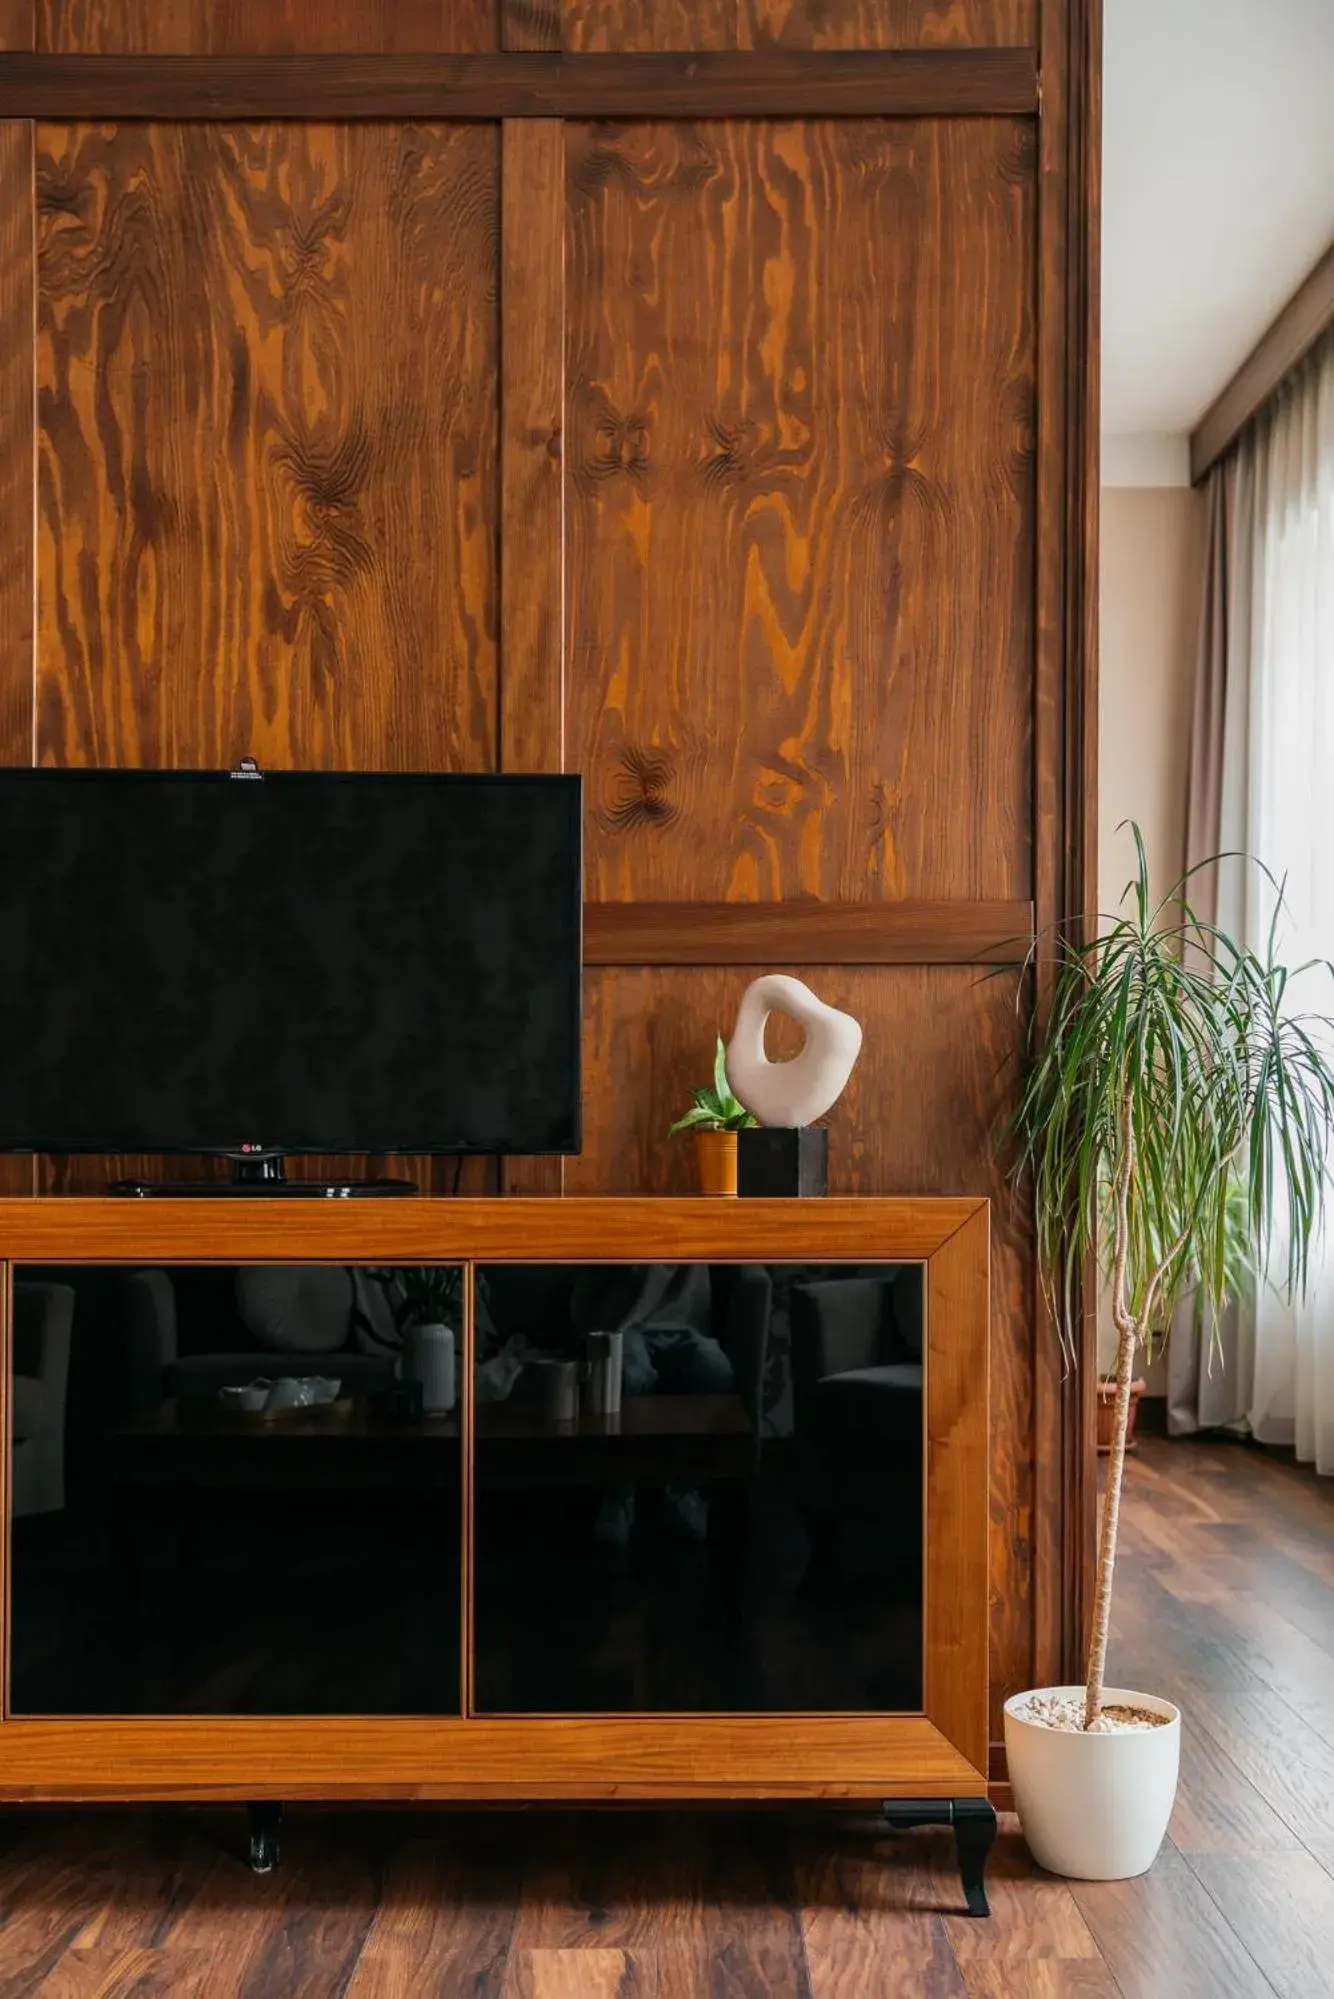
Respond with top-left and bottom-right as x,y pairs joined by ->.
0,769 -> 582,1157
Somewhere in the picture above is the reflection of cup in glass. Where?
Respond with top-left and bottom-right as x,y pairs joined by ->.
583,1330 -> 623,1417
532,1357 -> 580,1424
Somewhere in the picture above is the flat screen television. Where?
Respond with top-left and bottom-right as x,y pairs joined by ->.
0,768 -> 582,1181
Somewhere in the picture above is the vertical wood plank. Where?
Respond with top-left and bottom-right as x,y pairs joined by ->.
0,121 -> 32,770
925,1203 -> 990,1778
502,0 -> 561,51
1031,0 -> 1101,1701
0,104 -> 36,1197
0,2 -> 33,50
564,116 -> 1034,905
35,119 -> 500,1194
500,115 -> 565,1196
501,121 -> 565,781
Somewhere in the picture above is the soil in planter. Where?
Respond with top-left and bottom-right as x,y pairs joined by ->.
1018,1693 -> 1171,1733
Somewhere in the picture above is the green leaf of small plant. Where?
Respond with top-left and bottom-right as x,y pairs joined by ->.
668,1034 -> 759,1135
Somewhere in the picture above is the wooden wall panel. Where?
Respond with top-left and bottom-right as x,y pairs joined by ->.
0,114 -> 35,1196
34,118 -> 499,1192
565,962 -> 1033,1730
38,1 -> 497,52
0,122 -> 32,771
563,0 -> 1035,52
564,116 -> 1034,903
36,120 -> 498,771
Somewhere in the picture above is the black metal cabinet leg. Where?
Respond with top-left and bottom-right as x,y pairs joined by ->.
881,1796 -> 996,1918
953,1798 -> 997,1918
247,1801 -> 283,1874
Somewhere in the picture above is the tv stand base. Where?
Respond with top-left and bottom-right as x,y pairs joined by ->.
881,1797 -> 997,1917
246,1801 -> 282,1874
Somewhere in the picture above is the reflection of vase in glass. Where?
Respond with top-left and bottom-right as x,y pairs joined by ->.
583,1329 -> 623,1416
401,1321 -> 456,1415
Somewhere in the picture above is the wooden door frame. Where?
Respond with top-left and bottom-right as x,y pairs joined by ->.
0,1195 -> 988,1801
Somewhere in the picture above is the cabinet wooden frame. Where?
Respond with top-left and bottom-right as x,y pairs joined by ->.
0,1196 -> 987,1802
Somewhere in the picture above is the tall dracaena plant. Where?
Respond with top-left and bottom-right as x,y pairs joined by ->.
1007,828 -> 1334,1729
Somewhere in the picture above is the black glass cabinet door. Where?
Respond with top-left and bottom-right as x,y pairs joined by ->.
8,1263 -> 463,1716
472,1261 -> 924,1714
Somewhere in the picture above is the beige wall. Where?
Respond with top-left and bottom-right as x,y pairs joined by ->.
1096,483 -> 1205,1380
1098,485 -> 1205,913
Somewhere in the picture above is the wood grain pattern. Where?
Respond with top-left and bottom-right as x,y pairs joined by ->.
563,0 -> 1036,53
38,0 -> 497,52
584,899 -> 1034,964
0,119 -> 32,769
503,0 -> 561,53
924,1204 -> 989,1775
0,1193 -> 984,1263
0,1195 -> 986,1799
565,115 -> 1034,903
0,1715 -> 981,1802
500,116 -> 565,1198
0,50 -> 1041,119
37,119 -> 497,772
501,120 -> 565,782
565,965 -> 1031,1735
0,0 -> 32,48
34,116 -> 500,1197
0,119 -> 36,1199
1031,0 -> 1101,1694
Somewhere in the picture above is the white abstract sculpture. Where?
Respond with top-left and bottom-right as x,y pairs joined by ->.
725,975 -> 862,1128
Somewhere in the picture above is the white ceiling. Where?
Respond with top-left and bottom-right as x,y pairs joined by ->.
1101,0 -> 1334,436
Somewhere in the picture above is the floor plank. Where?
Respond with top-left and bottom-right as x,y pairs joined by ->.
793,1830 -> 964,1998
1186,1853 -> 1334,1999
1069,1844 -> 1276,1999
344,1825 -> 515,1998
938,1822 -> 1102,1966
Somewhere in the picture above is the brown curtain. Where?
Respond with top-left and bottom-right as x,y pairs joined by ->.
1169,449 -> 1255,1434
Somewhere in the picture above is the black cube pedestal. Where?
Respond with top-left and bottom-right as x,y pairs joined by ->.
737,1126 -> 828,1197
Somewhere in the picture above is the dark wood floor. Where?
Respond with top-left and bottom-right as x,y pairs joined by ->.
1,1431 -> 1332,1996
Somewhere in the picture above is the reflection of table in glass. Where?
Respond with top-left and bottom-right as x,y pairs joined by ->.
476,1392 -> 753,1482
106,1399 -> 462,1493
105,1392 -> 751,1492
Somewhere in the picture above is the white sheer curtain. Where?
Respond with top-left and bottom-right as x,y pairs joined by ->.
1198,331 -> 1334,1472
1242,332 -> 1334,1471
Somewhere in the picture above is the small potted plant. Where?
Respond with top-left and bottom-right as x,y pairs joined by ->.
1002,828 -> 1334,1880
669,1036 -> 757,1195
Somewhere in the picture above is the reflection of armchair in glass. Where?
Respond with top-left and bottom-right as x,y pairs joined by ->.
790,1268 -> 923,1584
12,1281 -> 75,1518
115,1267 -> 401,1410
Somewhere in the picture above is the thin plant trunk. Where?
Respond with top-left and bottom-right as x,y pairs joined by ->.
1084,1318 -> 1138,1728
1083,1094 -> 1140,1730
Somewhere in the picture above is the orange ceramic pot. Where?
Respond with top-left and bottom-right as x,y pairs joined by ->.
1096,1377 -> 1147,1454
694,1128 -> 739,1196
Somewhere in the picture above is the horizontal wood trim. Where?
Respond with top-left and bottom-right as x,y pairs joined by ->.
0,1196 -> 987,1264
1191,235 -> 1334,482
0,1715 -> 982,1802
584,900 -> 1033,966
0,49 -> 1039,120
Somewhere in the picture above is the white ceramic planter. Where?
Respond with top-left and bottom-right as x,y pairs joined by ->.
1004,1685 -> 1181,1880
